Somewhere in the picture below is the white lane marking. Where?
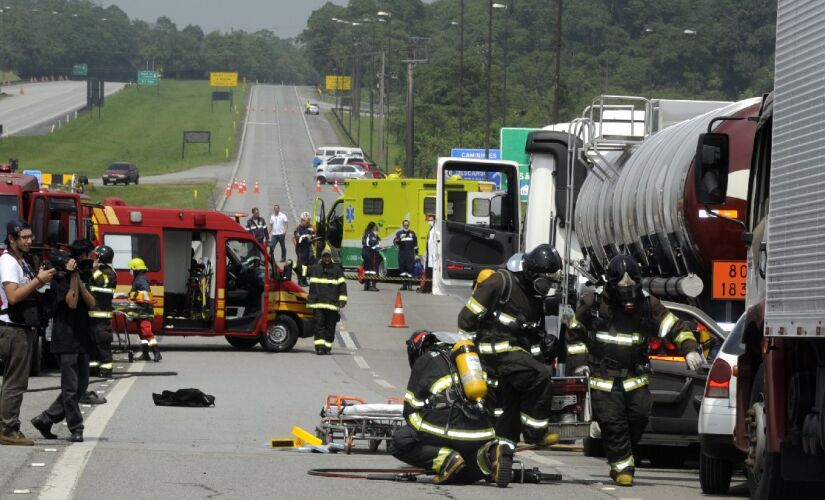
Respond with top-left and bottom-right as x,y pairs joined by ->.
245,121 -> 278,126
272,89 -> 298,222
218,85 -> 255,210
353,355 -> 370,370
13,489 -> 31,494
517,450 -> 565,466
339,330 -> 357,350
38,362 -> 146,500
293,86 -> 317,154
31,463 -> 45,467
374,379 -> 395,389
601,487 -> 616,491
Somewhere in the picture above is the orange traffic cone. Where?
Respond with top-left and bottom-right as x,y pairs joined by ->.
388,292 -> 409,328
19,87 -> 24,95
316,180 -> 322,193
240,180 -> 247,194
333,180 -> 340,193
233,178 -> 239,191
226,183 -> 232,196
253,181 -> 260,194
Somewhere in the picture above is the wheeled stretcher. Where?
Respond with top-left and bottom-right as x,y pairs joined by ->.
315,395 -> 406,454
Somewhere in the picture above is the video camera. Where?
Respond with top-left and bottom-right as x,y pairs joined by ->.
41,250 -> 73,278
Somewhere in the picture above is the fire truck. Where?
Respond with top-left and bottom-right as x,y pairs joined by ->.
693,1 -> 825,496
90,203 -> 314,352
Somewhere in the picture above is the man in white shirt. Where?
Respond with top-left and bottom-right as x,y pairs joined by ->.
269,205 -> 289,263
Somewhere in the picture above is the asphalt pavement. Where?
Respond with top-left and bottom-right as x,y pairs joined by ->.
0,85 -> 748,499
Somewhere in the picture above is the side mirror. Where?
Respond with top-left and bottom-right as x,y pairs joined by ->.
694,132 -> 730,205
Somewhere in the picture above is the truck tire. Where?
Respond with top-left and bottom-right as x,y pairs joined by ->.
260,315 -> 299,353
225,336 -> 259,349
583,437 -> 605,458
699,451 -> 732,494
29,334 -> 43,376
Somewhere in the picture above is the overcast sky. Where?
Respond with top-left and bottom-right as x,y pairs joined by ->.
102,0 -> 346,38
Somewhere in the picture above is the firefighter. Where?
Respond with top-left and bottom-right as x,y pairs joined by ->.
457,244 -> 563,447
245,207 -> 269,246
128,258 -> 161,362
392,330 -> 514,487
293,212 -> 314,287
393,219 -> 418,291
87,246 -> 117,377
565,254 -> 704,487
361,221 -> 380,291
306,249 -> 347,355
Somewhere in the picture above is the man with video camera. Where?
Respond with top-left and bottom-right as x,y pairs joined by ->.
30,239 -> 96,443
0,220 -> 55,446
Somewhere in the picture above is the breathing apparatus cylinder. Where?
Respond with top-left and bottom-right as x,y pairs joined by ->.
451,340 -> 488,403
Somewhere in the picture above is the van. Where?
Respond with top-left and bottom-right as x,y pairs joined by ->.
313,146 -> 365,168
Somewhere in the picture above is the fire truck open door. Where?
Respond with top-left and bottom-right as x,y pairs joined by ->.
221,236 -> 267,332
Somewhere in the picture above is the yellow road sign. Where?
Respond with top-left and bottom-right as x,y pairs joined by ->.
325,75 -> 352,91
210,72 -> 238,87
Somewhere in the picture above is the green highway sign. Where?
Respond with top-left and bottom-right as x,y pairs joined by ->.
137,70 -> 160,86
500,127 -> 539,201
72,64 -> 88,77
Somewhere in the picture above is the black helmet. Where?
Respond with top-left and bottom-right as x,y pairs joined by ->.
521,244 -> 562,295
94,245 -> 114,264
606,255 -> 643,306
406,330 -> 437,368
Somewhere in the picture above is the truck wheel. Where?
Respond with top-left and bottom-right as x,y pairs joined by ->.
29,334 -> 43,376
260,315 -> 299,352
103,180 -> 108,186
582,437 -> 605,458
699,451 -> 732,494
224,336 -> 259,349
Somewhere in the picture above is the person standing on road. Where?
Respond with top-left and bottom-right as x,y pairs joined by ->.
30,240 -> 96,443
393,220 -> 418,291
269,205 -> 289,263
86,245 -> 117,378
361,221 -> 380,291
246,207 -> 269,247
306,249 -> 346,355
457,244 -> 563,448
293,212 -> 314,287
128,258 -> 161,362
565,254 -> 703,487
0,220 -> 55,446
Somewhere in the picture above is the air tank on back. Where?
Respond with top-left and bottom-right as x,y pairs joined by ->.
575,97 -> 762,324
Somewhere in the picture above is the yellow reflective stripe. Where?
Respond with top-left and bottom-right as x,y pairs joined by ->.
674,330 -> 697,346
493,408 -> 504,417
338,295 -> 348,301
659,312 -> 678,338
432,447 -> 452,473
465,296 -> 486,315
313,339 -> 333,348
569,315 -> 583,330
307,303 -> 340,311
530,344 -> 542,356
622,375 -> 649,392
309,277 -> 342,285
567,342 -> 588,355
477,446 -> 493,476
496,311 -> 517,325
589,377 -> 615,392
430,374 -> 458,395
89,286 -> 115,294
595,331 -> 645,346
478,341 -> 525,354
520,413 -> 549,429
88,311 -> 113,318
610,455 -> 635,472
92,270 -> 103,279
404,391 -> 425,409
408,412 -> 496,440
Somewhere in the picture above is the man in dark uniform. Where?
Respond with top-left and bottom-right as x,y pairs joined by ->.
565,254 -> 704,487
392,330 -> 514,487
393,219 -> 418,291
306,249 -> 346,355
86,245 -> 117,378
294,212 -> 314,287
457,244 -> 562,447
245,207 -> 269,246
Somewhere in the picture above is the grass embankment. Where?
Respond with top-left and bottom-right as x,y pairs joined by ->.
85,183 -> 215,209
0,80 -> 248,178
327,108 -> 404,173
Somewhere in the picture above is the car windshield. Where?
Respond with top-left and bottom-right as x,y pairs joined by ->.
722,316 -> 746,356
108,164 -> 130,170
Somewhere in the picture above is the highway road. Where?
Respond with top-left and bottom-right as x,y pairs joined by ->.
1,85 -> 748,499
0,80 -> 126,138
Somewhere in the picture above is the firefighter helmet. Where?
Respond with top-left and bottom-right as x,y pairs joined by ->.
406,330 -> 438,368
94,245 -> 114,264
128,257 -> 148,271
521,244 -> 562,295
606,254 -> 643,305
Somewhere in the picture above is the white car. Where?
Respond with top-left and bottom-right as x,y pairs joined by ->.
698,313 -> 746,494
306,103 -> 320,115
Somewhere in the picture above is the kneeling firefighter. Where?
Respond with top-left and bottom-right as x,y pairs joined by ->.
457,244 -> 563,446
566,255 -> 704,487
87,246 -> 117,377
392,331 -> 515,487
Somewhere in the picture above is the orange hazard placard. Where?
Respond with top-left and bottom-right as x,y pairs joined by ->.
712,260 -> 747,300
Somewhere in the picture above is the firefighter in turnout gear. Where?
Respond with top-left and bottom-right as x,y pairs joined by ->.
393,220 -> 418,290
87,246 -> 117,377
294,212 -> 314,287
361,221 -> 381,291
457,244 -> 563,446
306,249 -> 347,355
392,331 -> 515,487
566,255 -> 703,487
128,258 -> 161,362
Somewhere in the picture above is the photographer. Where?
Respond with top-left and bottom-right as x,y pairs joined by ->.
0,220 -> 55,446
30,240 -> 96,443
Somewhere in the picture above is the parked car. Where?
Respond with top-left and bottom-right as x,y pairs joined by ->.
698,313 -> 746,494
316,164 -> 368,185
102,162 -> 139,185
316,155 -> 363,174
583,301 -> 727,468
350,160 -> 386,179
306,103 -> 320,115
313,146 -> 364,168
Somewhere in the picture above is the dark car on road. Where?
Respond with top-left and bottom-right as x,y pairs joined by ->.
103,162 -> 139,185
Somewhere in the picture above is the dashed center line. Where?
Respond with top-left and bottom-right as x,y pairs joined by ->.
374,379 -> 396,389
353,355 -> 370,370
339,330 -> 357,350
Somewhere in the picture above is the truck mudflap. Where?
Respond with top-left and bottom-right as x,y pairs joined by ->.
547,376 -> 591,439
300,316 -> 315,338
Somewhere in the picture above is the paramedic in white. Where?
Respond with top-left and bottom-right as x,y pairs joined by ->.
269,204 -> 289,263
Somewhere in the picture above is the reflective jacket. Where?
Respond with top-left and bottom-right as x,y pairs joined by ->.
88,265 -> 117,321
393,229 -> 418,256
457,270 -> 545,357
245,216 -> 269,244
128,272 -> 154,319
306,261 -> 347,311
566,289 -> 700,392
403,344 -> 496,442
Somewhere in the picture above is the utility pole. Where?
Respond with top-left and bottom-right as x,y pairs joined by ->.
402,38 -> 429,178
378,52 -> 386,174
484,0 -> 493,159
554,0 -> 563,124
459,0 -> 464,147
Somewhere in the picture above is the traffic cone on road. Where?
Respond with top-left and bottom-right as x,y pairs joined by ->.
225,183 -> 232,196
253,181 -> 260,194
19,87 -> 24,95
333,180 -> 340,194
388,292 -> 409,328
240,180 -> 247,194
316,180 -> 322,193
233,178 -> 239,191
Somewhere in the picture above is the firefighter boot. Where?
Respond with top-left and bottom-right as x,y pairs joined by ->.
152,346 -> 162,362
432,451 -> 465,485
139,344 -> 151,361
490,443 -> 514,488
612,472 -> 634,487
538,431 -> 561,447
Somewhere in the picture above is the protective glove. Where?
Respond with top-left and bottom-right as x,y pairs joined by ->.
685,351 -> 704,371
338,301 -> 347,309
574,365 -> 590,377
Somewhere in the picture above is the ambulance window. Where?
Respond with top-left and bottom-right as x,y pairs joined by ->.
364,198 -> 383,215
423,197 -> 436,216
105,233 -> 161,271
472,198 -> 490,218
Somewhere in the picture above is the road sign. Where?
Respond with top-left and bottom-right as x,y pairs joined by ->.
325,75 -> 352,91
500,128 -> 539,202
137,70 -> 160,86
450,148 -> 500,160
210,72 -> 238,87
22,169 -> 42,184
71,64 -> 88,77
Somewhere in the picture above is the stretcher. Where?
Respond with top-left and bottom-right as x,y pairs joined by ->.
110,299 -> 144,362
315,395 -> 406,454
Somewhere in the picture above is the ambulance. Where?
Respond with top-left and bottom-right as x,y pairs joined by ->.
313,178 -> 500,274
89,203 -> 314,352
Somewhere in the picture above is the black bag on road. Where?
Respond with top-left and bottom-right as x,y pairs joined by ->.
152,388 -> 215,407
